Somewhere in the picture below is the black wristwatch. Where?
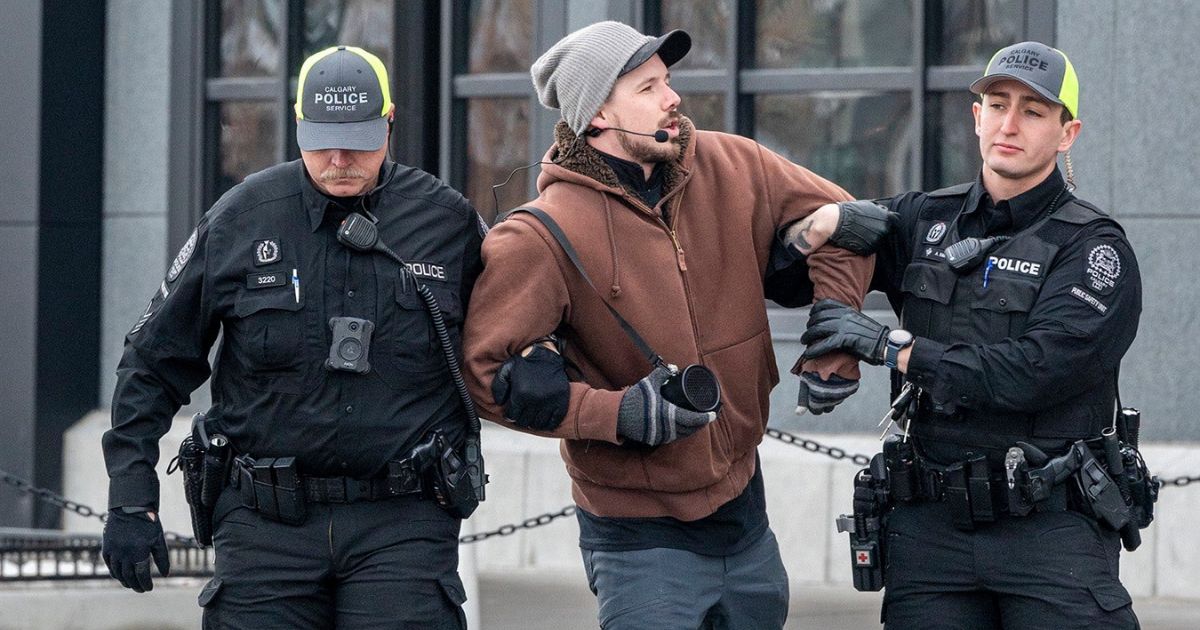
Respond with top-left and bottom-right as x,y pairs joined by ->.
884,329 -> 914,370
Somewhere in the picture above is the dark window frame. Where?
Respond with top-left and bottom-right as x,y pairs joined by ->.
642,0 -> 1056,192
179,0 -> 438,252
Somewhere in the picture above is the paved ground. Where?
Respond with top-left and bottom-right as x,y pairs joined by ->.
2,571 -> 1198,629
478,569 -> 1200,630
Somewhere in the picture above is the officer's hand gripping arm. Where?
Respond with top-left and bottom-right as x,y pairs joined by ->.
800,299 -> 890,366
491,343 -> 570,431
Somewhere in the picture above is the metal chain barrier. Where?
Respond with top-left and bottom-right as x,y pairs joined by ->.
1162,475 -> 1200,488
458,505 -> 577,544
765,428 -> 873,466
1,470 -> 197,545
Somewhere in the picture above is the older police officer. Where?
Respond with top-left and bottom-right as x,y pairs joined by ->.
799,42 -> 1142,628
101,46 -> 483,628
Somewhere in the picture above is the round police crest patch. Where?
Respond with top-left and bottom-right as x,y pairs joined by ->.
1085,243 -> 1121,294
167,229 -> 198,282
926,222 -> 947,244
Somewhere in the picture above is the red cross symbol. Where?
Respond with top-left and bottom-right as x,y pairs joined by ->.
855,550 -> 872,566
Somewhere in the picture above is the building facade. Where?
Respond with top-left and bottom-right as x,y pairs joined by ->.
2,0 -> 1197,528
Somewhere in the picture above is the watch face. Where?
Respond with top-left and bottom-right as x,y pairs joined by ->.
888,329 -> 914,346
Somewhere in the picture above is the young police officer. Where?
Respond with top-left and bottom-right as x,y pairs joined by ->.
463,21 -> 872,629
101,46 -> 483,628
800,42 -> 1142,628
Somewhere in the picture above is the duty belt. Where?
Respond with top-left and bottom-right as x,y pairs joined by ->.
230,454 -> 424,525
881,437 -> 1070,531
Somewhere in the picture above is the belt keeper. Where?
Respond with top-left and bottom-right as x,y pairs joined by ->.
387,461 -> 404,495
967,456 -> 996,524
943,463 -> 974,531
252,457 -> 280,519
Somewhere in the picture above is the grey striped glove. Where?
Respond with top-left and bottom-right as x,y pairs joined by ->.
617,366 -> 717,446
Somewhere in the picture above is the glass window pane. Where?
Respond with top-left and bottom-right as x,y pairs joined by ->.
467,0 -> 535,74
216,102 -> 281,200
303,0 -> 395,78
219,0 -> 285,78
929,91 -> 983,188
661,0 -> 731,70
755,0 -> 913,69
755,93 -> 914,198
466,98 -> 531,224
681,93 -> 726,132
932,0 -> 1024,66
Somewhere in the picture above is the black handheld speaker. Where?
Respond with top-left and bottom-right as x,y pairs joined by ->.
660,364 -> 722,413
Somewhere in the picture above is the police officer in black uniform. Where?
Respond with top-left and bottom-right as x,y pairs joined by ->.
100,46 -> 483,629
799,42 -> 1142,628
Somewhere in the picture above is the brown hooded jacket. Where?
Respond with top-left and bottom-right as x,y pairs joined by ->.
464,118 -> 872,520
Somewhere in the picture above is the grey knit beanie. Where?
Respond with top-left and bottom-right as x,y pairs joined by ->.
531,21 -> 690,135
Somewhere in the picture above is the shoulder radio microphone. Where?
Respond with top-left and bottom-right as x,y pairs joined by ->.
586,126 -> 669,143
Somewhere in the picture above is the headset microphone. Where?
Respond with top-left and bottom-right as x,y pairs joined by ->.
587,126 -> 669,143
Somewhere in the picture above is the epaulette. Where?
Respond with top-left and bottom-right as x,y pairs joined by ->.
926,182 -> 973,198
1050,197 -> 1111,225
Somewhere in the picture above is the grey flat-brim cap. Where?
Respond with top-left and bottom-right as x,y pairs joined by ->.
531,21 -> 691,135
297,118 -> 388,151
969,41 -> 1079,118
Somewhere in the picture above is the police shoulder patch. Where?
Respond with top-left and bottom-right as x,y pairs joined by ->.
167,229 -> 198,282
1084,240 -> 1122,295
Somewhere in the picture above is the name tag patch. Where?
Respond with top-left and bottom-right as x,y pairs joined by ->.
1070,286 -> 1108,314
987,256 -> 1043,277
922,246 -> 946,260
405,261 -> 446,282
247,272 -> 287,289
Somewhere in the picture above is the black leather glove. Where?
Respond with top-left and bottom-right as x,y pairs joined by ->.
795,371 -> 860,415
617,366 -> 717,446
800,299 -> 890,365
492,344 -> 570,431
829,200 -> 898,255
102,508 -> 171,593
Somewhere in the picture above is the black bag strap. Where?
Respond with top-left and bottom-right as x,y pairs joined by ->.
513,207 -> 663,369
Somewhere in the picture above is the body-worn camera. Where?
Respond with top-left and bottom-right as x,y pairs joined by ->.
326,316 -> 374,373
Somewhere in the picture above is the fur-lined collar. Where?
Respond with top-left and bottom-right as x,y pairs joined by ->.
548,117 -> 694,202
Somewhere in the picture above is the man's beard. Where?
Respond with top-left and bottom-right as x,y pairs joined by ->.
614,114 -> 682,163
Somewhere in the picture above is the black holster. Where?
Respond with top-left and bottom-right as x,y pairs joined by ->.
836,453 -> 891,591
171,413 -> 230,547
426,432 -> 484,519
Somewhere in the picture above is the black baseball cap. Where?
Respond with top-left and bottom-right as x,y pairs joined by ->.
294,46 -> 393,151
619,29 -> 692,76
